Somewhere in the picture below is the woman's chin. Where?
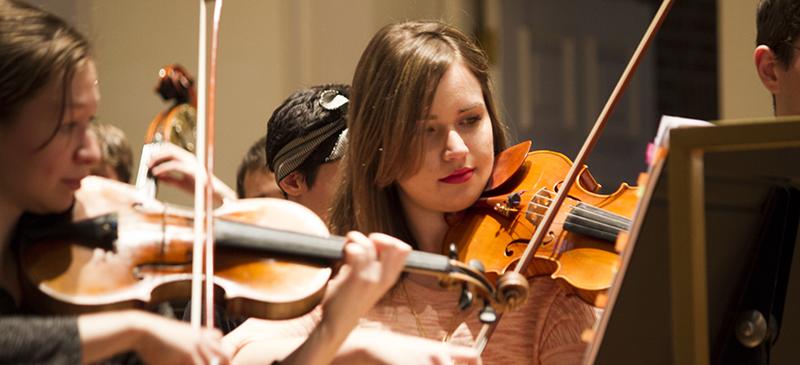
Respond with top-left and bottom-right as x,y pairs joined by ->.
440,194 -> 482,213
34,196 -> 75,215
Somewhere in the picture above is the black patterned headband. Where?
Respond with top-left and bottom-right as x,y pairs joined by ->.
272,89 -> 348,182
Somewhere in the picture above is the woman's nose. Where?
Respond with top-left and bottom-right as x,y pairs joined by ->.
76,127 -> 102,165
443,130 -> 468,162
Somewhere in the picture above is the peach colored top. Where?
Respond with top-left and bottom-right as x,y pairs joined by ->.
359,274 -> 596,365
225,275 -> 596,365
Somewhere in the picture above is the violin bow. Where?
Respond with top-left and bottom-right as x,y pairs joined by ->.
473,0 -> 674,353
190,0 -> 224,330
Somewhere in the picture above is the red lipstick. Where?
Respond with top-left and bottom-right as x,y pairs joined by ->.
439,167 -> 474,184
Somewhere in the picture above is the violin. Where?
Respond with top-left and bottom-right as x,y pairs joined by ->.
444,141 -> 639,308
18,176 -> 498,321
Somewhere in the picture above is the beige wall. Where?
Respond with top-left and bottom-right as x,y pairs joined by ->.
32,0 -> 769,202
34,0 -> 474,204
718,0 -> 773,119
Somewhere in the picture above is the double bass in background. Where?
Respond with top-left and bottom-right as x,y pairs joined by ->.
145,64 -> 197,153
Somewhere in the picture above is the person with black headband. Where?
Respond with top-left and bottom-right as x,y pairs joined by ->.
265,84 -> 350,223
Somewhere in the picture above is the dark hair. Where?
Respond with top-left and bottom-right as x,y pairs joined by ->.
757,0 -> 800,67
236,136 -> 268,198
265,84 -> 350,189
92,122 -> 133,183
0,0 -> 91,147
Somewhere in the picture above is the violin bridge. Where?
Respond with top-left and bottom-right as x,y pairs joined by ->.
526,188 -> 555,225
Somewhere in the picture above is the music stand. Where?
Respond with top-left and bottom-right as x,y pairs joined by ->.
585,117 -> 800,364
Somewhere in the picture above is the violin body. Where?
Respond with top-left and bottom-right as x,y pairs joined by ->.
444,141 -> 639,307
20,176 -> 332,319
21,177 -> 497,320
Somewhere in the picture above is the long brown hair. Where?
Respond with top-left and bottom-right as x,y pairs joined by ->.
329,20 -> 509,247
0,0 -> 91,147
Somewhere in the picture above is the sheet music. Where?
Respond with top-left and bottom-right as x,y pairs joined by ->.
646,115 -> 712,165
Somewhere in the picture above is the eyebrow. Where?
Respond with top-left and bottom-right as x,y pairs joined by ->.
424,102 -> 483,120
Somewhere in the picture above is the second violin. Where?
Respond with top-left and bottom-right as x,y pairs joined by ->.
444,141 -> 640,307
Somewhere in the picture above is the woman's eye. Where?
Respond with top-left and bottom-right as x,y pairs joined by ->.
463,115 -> 481,125
59,122 -> 78,134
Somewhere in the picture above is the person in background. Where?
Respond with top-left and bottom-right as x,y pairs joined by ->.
89,122 -> 134,183
235,136 -> 282,199
754,0 -> 800,117
265,84 -> 350,223
147,142 -> 238,204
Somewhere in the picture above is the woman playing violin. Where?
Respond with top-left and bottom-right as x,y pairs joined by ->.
0,1 -> 410,364
326,20 -> 596,364
0,1 -> 228,363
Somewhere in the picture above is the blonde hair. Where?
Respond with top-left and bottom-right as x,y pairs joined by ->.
329,20 -> 509,247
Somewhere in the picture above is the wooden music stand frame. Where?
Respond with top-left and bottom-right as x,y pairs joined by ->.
586,117 -> 800,364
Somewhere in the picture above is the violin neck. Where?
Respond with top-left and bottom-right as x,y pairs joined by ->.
214,219 -> 453,275
31,213 -> 455,277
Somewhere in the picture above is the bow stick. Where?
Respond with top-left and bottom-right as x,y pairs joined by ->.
190,0 -> 224,330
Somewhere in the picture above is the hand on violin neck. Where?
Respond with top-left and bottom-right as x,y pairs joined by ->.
275,232 -> 410,365
322,232 -> 410,334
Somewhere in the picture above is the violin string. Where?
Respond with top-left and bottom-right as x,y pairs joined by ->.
524,210 -> 622,233
525,208 -> 627,228
528,193 -> 630,222
526,202 -> 627,227
524,203 -> 630,231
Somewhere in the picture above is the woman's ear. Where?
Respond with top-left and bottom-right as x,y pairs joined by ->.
278,171 -> 308,198
755,45 -> 781,94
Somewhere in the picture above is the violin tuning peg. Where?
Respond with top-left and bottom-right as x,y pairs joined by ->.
448,243 -> 459,260
468,259 -> 485,274
458,284 -> 474,311
478,304 -> 497,324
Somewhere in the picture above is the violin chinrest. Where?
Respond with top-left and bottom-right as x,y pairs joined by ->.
485,140 -> 531,192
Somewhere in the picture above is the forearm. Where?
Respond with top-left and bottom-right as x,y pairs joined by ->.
281,315 -> 358,365
77,310 -> 141,364
232,328 -> 368,365
228,310 -> 362,365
